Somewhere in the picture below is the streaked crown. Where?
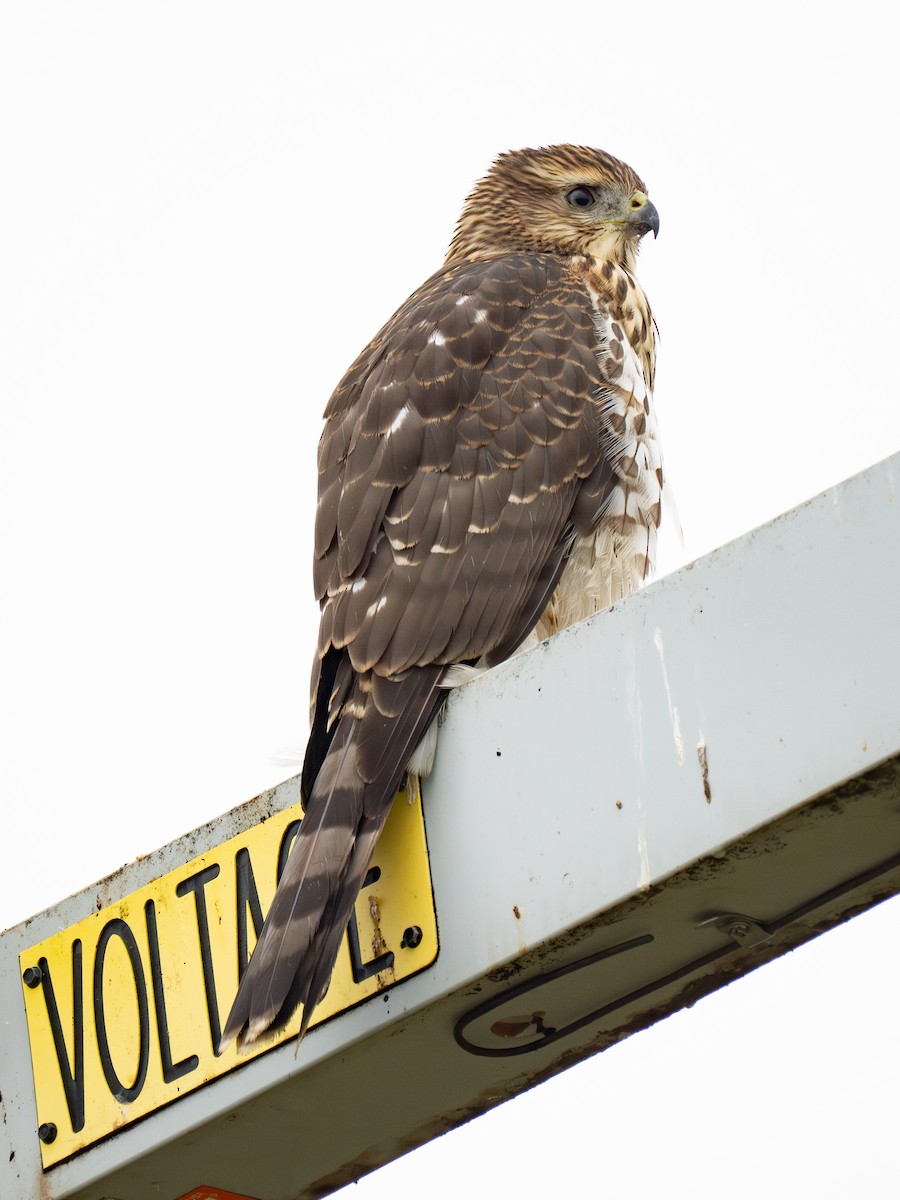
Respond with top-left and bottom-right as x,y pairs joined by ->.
446,144 -> 653,265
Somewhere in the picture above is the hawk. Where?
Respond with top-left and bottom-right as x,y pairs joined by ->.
219,145 -> 663,1050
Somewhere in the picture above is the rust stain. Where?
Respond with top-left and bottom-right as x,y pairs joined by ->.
513,905 -> 521,920
490,1011 -> 549,1039
369,894 -> 387,958
491,1016 -> 534,1038
697,740 -> 712,803
369,893 -> 395,989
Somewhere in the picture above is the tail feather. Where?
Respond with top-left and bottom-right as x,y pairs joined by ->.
295,815 -> 386,1040
218,663 -> 442,1053
219,723 -> 365,1050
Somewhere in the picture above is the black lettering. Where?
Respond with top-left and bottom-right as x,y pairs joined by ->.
36,944 -> 85,1133
346,866 -> 394,984
234,848 -> 264,981
93,919 -> 150,1104
176,865 -> 222,1054
144,900 -> 199,1083
276,819 -> 302,883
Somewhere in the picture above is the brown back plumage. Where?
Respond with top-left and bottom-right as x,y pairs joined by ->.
218,144 -> 663,1051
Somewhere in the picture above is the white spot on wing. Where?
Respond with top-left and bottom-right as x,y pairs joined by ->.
427,329 -> 446,346
440,662 -> 489,687
406,721 -> 439,776
389,405 -> 411,434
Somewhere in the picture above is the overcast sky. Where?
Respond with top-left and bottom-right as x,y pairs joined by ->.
3,4 -> 900,1197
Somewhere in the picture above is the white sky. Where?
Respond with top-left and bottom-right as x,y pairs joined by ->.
2,3 -> 899,1197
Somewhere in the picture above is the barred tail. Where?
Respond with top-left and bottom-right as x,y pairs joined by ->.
218,662 -> 442,1052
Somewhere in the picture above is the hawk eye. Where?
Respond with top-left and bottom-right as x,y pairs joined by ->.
566,187 -> 595,209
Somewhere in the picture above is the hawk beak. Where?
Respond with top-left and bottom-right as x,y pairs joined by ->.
627,197 -> 660,240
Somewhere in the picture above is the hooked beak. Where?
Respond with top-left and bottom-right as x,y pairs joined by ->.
627,197 -> 660,240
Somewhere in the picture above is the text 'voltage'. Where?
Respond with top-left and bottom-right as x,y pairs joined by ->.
20,784 -> 437,1168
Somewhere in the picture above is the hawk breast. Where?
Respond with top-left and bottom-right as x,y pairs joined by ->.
531,266 -> 663,639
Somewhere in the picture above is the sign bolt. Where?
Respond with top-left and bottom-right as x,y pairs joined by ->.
728,921 -> 751,940
22,965 -> 43,988
38,1123 -> 57,1145
401,925 -> 423,949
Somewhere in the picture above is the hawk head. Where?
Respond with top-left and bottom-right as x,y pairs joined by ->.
446,144 -> 659,267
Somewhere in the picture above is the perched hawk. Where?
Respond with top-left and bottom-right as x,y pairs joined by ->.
219,145 -> 663,1050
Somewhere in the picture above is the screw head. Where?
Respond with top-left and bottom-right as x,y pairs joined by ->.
728,921 -> 751,939
401,925 -> 423,949
22,965 -> 43,989
38,1123 -> 57,1144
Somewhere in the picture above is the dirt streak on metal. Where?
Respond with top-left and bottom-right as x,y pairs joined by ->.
369,894 -> 395,989
697,740 -> 712,803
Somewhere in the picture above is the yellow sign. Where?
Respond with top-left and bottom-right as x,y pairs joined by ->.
20,784 -> 438,1169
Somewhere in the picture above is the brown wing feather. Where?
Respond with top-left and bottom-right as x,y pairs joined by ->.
316,254 -> 606,678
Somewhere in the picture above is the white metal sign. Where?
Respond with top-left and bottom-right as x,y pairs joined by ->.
1,453 -> 898,1200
